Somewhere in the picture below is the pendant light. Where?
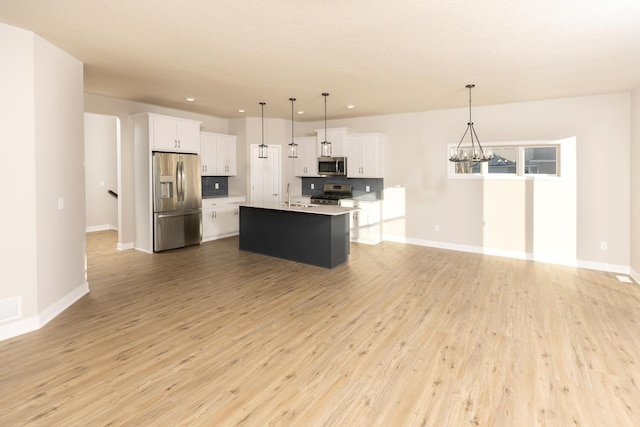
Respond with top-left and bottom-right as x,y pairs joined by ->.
258,101 -> 268,159
320,92 -> 332,157
288,97 -> 298,158
449,84 -> 493,163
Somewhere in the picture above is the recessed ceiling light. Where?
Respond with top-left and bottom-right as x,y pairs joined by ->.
297,111 -> 304,115
346,104 -> 355,109
238,109 -> 246,113
185,97 -> 196,102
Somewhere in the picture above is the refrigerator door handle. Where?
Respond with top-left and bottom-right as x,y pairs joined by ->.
156,210 -> 201,218
182,160 -> 186,201
180,160 -> 186,202
175,160 -> 181,202
176,159 -> 184,202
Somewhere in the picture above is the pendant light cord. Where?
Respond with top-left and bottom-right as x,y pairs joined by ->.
260,102 -> 265,145
322,92 -> 329,140
290,98 -> 295,141
468,84 -> 473,125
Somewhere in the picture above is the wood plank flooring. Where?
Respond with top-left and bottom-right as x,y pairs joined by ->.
1,231 -> 640,426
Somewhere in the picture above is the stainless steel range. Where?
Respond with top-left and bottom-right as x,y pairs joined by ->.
310,184 -> 353,205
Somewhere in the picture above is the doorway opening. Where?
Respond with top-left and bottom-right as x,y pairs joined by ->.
83,113 -> 121,248
250,144 -> 282,203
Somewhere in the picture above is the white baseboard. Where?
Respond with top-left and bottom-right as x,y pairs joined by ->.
0,282 -> 89,342
86,224 -> 118,233
630,268 -> 640,285
575,260 -> 630,275
384,234 -> 629,275
0,316 -> 39,342
202,232 -> 239,243
38,282 -> 90,328
117,242 -> 134,251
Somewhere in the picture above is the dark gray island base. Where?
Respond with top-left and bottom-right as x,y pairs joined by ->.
239,204 -> 353,268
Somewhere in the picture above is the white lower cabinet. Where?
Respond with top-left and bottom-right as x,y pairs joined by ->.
202,196 -> 246,242
340,199 -> 382,245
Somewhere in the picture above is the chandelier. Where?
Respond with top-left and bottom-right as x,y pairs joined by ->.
449,84 -> 493,163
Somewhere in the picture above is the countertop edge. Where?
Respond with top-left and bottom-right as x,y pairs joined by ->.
239,202 -> 357,216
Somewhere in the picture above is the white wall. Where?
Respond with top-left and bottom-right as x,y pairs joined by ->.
299,93 -> 631,271
631,87 -> 640,283
0,24 -> 38,325
0,24 -> 87,340
34,34 -> 87,319
84,113 -> 118,231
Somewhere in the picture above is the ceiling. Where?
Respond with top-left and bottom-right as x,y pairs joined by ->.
1,0 -> 640,121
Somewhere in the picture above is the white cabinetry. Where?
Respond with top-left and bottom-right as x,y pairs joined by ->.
215,134 -> 237,175
202,196 -> 245,241
149,113 -> 200,153
294,136 -> 319,176
316,127 -> 351,157
340,199 -> 383,245
200,132 -> 237,176
347,133 -> 385,178
200,132 -> 215,175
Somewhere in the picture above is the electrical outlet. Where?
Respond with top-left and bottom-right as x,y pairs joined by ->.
365,185 -> 371,192
600,242 -> 608,251
214,182 -> 219,190
434,225 -> 440,232
58,197 -> 64,210
311,183 -> 315,190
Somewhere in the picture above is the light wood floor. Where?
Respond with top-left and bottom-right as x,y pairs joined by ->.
1,231 -> 640,426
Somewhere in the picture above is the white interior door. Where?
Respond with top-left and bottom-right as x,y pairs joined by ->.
250,145 -> 281,203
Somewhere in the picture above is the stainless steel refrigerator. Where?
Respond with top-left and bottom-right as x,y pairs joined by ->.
153,152 -> 202,252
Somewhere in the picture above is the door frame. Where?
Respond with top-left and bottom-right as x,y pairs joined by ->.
249,144 -> 282,203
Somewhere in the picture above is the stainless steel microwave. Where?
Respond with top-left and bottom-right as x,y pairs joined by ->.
318,157 -> 347,176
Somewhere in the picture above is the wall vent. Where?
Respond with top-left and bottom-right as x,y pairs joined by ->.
0,297 -> 21,323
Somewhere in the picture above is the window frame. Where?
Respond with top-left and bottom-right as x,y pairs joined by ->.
447,140 -> 562,180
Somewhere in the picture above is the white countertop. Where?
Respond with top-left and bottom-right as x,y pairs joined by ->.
240,201 -> 358,216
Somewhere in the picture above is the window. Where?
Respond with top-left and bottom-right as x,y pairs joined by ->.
448,141 -> 560,179
524,146 -> 557,175
488,147 -> 518,175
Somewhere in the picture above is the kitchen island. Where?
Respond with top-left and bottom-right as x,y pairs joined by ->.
239,201 -> 357,268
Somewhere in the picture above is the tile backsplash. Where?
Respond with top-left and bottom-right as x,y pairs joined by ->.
301,177 -> 384,199
202,176 -> 229,197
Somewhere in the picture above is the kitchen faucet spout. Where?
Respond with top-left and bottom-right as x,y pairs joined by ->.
286,183 -> 291,208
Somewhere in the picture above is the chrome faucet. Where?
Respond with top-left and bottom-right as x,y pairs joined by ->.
286,183 -> 291,208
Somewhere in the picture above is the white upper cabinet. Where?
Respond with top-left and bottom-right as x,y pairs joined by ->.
150,113 -> 201,153
294,136 -> 319,177
316,127 -> 351,157
347,133 -> 385,178
200,131 -> 237,176
216,134 -> 237,176
200,132 -> 216,175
